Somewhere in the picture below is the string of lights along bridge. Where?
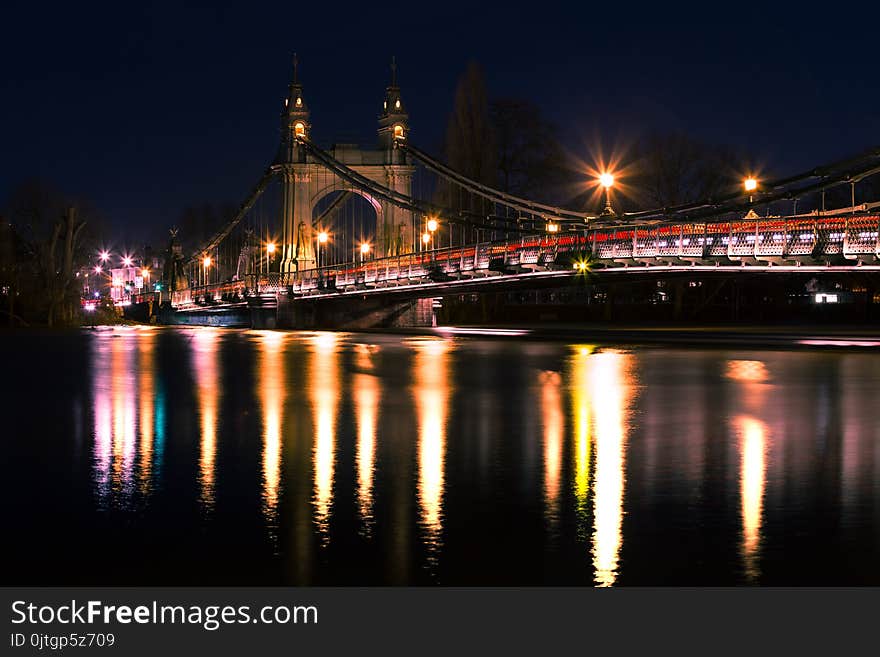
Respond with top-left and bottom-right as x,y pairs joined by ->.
129,58 -> 880,326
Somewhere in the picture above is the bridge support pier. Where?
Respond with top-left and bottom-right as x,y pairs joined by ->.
277,293 -> 434,329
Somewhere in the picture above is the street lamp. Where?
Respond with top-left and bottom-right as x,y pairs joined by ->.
266,242 -> 276,273
359,242 -> 370,264
93,265 -> 102,274
744,177 -> 758,204
599,172 -> 615,215
122,256 -> 133,267
202,255 -> 211,286
99,251 -> 110,263
317,231 -> 328,268
426,216 -> 439,258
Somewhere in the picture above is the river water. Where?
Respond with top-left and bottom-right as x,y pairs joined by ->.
3,327 -> 878,585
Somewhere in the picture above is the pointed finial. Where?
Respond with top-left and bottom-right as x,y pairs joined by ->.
293,52 -> 299,84
390,55 -> 397,87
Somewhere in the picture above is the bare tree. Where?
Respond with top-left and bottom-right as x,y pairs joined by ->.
490,98 -> 568,201
6,179 -> 93,326
632,132 -> 741,209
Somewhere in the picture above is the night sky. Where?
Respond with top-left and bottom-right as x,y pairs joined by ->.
3,1 -> 879,244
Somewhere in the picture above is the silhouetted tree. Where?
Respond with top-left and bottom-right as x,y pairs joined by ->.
5,179 -> 102,326
631,132 -> 742,209
490,98 -> 568,201
440,63 -> 497,242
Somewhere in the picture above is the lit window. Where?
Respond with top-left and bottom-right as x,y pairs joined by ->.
393,124 -> 404,139
296,96 -> 302,107
383,100 -> 387,111
294,122 -> 305,137
395,99 -> 401,109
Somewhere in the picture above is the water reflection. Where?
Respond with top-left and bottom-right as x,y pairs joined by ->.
353,344 -> 381,536
111,335 -> 136,497
590,350 -> 632,587
137,332 -> 155,495
569,347 -> 593,530
193,328 -> 220,512
91,329 -> 160,508
92,337 -> 113,503
310,332 -> 340,544
256,331 -> 286,542
737,415 -> 767,581
67,329 -> 880,585
412,338 -> 451,563
540,370 -> 564,530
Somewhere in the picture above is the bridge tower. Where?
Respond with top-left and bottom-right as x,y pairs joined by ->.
277,54 -> 315,273
377,56 -> 414,255
277,57 -> 417,272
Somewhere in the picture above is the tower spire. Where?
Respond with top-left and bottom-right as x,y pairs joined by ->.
390,55 -> 397,87
292,52 -> 298,84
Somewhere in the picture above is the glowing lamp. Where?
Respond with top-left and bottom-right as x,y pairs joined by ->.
203,256 -> 212,268
744,177 -> 758,192
317,231 -> 329,244
427,218 -> 439,233
266,242 -> 276,254
422,232 -> 431,245
360,243 -> 371,255
599,173 -> 615,189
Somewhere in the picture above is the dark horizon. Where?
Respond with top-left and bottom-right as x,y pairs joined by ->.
3,2 -> 879,245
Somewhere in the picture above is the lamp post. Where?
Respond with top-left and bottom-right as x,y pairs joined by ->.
202,255 -> 212,287
317,231 -> 328,269
359,242 -> 370,265
427,217 -> 439,262
744,177 -> 758,204
599,172 -> 615,216
266,242 -> 276,273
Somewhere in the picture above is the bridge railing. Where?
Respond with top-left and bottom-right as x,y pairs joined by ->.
174,213 -> 880,307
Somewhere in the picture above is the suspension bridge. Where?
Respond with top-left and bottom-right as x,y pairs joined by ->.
147,59 -> 880,329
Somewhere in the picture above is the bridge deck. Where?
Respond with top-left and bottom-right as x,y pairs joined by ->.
172,213 -> 880,308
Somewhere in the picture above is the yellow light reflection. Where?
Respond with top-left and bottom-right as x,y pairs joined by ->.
725,360 -> 768,383
137,331 -> 155,495
540,370 -> 564,529
193,328 -> 220,512
737,415 -> 767,582
257,331 -> 286,537
569,346 -> 594,521
590,350 -> 631,587
353,344 -> 381,535
412,338 -> 451,561
310,332 -> 340,543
